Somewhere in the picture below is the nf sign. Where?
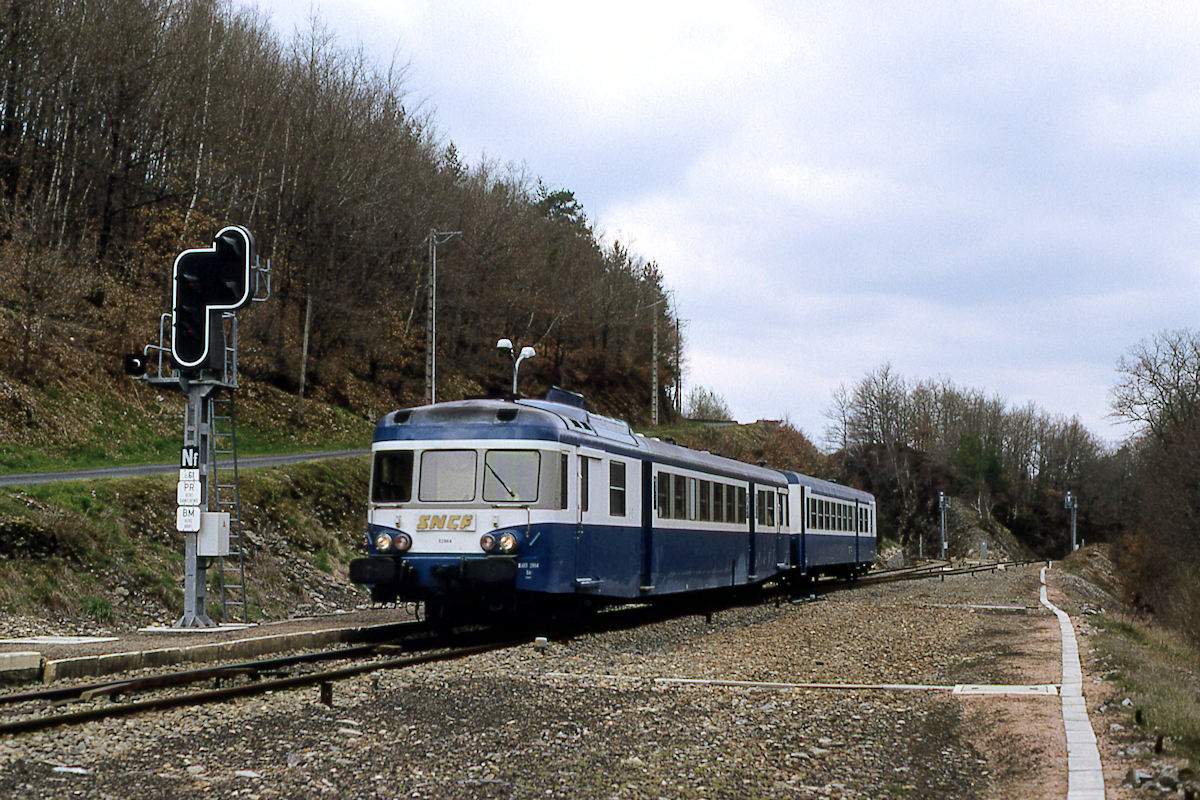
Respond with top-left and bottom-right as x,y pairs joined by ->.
181,446 -> 200,469
171,226 -> 255,369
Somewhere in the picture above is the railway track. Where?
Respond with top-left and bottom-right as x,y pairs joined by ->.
0,629 -> 516,737
0,558 -> 1040,737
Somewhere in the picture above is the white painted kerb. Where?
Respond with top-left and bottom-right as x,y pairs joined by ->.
1040,565 -> 1106,800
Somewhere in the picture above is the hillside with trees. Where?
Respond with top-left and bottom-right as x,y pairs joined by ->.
0,0 -> 680,434
826,352 -> 1200,645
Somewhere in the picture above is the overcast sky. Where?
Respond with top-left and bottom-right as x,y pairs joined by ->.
246,1 -> 1200,445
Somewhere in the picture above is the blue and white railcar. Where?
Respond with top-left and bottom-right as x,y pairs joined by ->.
779,471 -> 876,578
348,390 -> 802,614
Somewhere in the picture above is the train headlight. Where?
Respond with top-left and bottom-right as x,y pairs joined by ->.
374,532 -> 393,552
497,532 -> 519,554
393,533 -> 412,553
480,533 -> 497,552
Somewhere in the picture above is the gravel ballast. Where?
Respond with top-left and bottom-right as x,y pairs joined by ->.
0,565 -> 1137,799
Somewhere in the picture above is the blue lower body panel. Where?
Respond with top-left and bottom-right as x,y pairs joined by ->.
804,534 -> 875,572
354,523 -> 876,603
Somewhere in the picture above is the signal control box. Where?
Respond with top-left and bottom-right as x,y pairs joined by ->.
197,512 -> 231,557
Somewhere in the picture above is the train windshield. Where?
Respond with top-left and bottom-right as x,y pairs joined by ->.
371,451 -> 413,503
483,449 -> 540,502
419,450 -> 477,501
371,447 -> 565,508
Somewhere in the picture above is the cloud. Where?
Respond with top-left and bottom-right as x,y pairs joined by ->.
250,0 -> 1200,446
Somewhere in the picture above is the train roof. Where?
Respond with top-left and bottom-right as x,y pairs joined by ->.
776,470 -> 875,504
372,396 -> 786,485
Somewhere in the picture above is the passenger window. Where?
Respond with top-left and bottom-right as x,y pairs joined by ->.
698,480 -> 711,521
657,473 -> 670,518
672,474 -> 687,519
609,461 -> 626,517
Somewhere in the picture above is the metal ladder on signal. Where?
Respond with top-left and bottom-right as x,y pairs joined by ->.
209,391 -> 247,623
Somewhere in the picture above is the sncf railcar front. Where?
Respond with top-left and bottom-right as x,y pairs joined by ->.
348,400 -> 584,617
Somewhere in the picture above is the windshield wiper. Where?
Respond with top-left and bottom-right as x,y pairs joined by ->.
485,462 -> 517,499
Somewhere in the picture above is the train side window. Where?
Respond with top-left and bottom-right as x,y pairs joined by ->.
755,490 -> 764,525
688,477 -> 698,520
779,492 -> 788,528
609,461 -> 626,517
672,474 -> 687,519
560,453 -> 568,509
580,458 -> 589,512
725,484 -> 736,523
371,450 -> 413,503
698,480 -> 711,521
737,486 -> 747,524
808,497 -> 816,529
657,472 -> 670,518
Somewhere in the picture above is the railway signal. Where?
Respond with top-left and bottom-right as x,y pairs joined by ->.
1064,491 -> 1078,551
127,226 -> 270,628
171,225 -> 255,370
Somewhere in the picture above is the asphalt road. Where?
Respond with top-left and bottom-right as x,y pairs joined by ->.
0,449 -> 370,488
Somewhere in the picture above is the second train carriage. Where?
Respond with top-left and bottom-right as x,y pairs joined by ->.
348,389 -> 876,615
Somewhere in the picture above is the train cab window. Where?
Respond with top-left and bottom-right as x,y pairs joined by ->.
371,450 -> 413,503
483,449 -> 540,503
609,461 -> 626,517
419,450 -> 477,502
558,454 -> 569,509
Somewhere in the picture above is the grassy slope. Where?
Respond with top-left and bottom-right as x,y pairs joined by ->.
1062,545 -> 1200,768
0,362 -> 375,475
0,456 -> 370,628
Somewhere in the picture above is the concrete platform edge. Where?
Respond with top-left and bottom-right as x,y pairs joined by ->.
0,651 -> 44,684
36,621 -> 409,683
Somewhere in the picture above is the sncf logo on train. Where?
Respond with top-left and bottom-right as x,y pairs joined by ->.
415,514 -> 476,532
